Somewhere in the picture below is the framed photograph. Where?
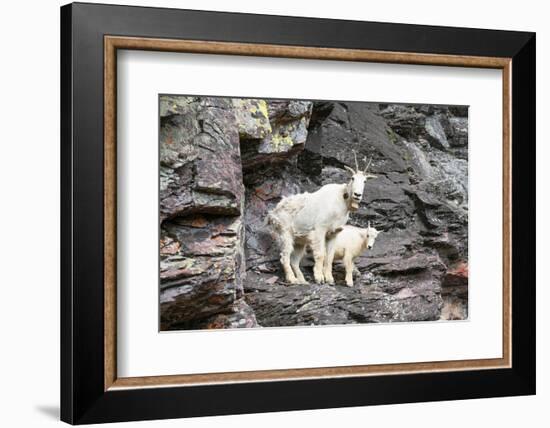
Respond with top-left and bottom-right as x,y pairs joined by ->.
60,2 -> 535,424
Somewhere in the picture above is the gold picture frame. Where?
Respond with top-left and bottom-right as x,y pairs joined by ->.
104,36 -> 512,391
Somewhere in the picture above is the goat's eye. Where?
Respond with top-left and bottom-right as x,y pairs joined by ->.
351,177 -> 354,181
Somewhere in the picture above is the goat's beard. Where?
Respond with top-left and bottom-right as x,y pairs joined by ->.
345,184 -> 360,211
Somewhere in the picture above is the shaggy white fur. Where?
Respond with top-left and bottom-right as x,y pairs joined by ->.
324,224 -> 380,287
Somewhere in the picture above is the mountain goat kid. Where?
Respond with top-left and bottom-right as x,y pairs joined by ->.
324,223 -> 380,287
266,154 -> 376,284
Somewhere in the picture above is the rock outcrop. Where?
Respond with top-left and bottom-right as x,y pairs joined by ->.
159,96 -> 469,330
159,96 -> 314,330
159,96 -> 254,330
159,96 -> 244,221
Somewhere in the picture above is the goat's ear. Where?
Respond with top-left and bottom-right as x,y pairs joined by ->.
344,165 -> 356,176
365,174 -> 377,179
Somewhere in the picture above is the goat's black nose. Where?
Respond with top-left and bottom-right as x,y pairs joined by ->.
353,193 -> 362,198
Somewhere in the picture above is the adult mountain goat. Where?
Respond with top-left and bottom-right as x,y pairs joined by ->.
324,223 -> 380,287
266,154 -> 377,284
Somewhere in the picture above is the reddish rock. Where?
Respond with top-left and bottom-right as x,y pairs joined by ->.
443,262 -> 468,287
160,215 -> 245,329
160,236 -> 180,256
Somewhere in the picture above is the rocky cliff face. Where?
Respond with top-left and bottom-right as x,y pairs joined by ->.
159,96 -> 468,330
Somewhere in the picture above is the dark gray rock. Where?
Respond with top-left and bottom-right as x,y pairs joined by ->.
242,100 -> 468,326
425,115 -> 450,151
171,299 -> 259,330
244,272 -> 442,326
379,104 -> 426,141
448,105 -> 469,117
448,117 -> 469,147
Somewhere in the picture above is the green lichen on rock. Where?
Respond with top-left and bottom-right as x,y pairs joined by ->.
256,99 -> 269,119
160,95 -> 199,117
232,98 -> 271,139
269,133 -> 295,152
258,108 -> 311,155
386,127 -> 399,144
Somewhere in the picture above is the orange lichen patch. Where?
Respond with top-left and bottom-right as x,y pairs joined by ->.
254,181 -> 282,201
449,262 -> 468,278
211,222 -> 231,236
160,237 -> 181,255
161,267 -> 195,280
191,217 -> 208,227
186,235 -> 233,255
176,215 -> 208,228
255,186 -> 268,200
160,258 -> 211,280
208,294 -> 230,305
205,319 -> 226,329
